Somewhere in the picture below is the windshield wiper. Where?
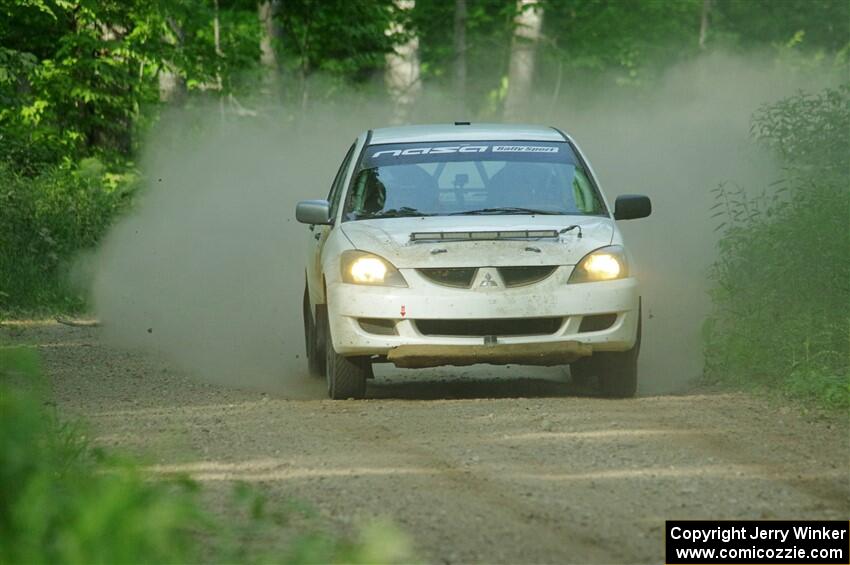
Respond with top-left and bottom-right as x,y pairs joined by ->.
356,207 -> 433,219
448,207 -> 562,216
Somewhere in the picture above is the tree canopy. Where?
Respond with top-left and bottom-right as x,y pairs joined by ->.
1,0 -> 846,173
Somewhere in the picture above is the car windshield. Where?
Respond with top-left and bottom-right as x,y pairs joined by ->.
343,141 -> 606,220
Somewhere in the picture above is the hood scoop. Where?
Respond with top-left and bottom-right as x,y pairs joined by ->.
410,229 -> 559,242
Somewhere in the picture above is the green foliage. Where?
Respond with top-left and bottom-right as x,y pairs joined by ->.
0,160 -> 136,316
540,0 -> 702,85
409,0 -> 850,112
0,0 -> 173,164
705,85 -> 850,410
411,0 -> 517,109
0,346 -> 202,563
751,84 -> 850,176
283,520 -> 416,564
0,346 -> 417,563
280,0 -> 398,83
712,0 -> 850,52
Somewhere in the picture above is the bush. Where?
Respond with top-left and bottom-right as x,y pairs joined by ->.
704,85 -> 850,410
0,160 -> 136,316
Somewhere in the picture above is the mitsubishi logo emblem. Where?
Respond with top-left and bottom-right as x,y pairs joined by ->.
480,273 -> 498,287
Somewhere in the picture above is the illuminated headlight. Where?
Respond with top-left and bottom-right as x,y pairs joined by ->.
568,245 -> 628,283
341,251 -> 407,287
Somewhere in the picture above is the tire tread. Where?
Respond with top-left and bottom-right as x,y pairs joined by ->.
329,352 -> 368,399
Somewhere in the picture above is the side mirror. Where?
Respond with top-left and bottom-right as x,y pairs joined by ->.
613,195 -> 652,220
296,199 -> 332,225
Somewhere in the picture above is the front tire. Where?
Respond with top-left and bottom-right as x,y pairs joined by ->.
303,286 -> 325,377
597,352 -> 638,398
569,360 -> 596,388
598,313 -> 641,398
569,309 -> 641,398
323,309 -> 371,399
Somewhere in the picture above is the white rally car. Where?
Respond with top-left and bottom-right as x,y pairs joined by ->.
297,123 -> 651,399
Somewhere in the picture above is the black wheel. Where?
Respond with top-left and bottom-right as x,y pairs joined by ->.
569,359 -> 596,388
303,286 -> 324,377
323,309 -> 370,399
568,308 -> 641,398
597,312 -> 641,398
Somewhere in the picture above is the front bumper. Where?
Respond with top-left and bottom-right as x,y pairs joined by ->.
326,266 -> 640,365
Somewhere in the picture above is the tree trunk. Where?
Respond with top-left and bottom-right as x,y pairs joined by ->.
158,67 -> 186,105
159,18 -> 187,105
258,0 -> 282,98
213,0 -> 225,120
453,0 -> 467,117
96,23 -> 133,154
699,0 -> 712,50
385,0 -> 421,124
503,0 -> 542,121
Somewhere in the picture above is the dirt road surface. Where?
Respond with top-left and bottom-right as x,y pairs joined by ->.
6,322 -> 849,564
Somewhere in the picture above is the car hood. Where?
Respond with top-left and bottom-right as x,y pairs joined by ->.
339,215 -> 614,268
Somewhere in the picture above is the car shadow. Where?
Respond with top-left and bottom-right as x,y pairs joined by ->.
365,364 -> 599,400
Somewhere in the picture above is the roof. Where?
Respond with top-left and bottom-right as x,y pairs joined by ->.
368,123 -> 567,145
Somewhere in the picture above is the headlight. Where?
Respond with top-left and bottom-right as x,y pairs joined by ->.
341,251 -> 408,287
568,245 -> 628,283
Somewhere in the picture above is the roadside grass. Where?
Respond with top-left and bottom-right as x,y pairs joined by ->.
0,346 -> 416,564
703,85 -> 850,413
699,360 -> 850,415
782,369 -> 849,412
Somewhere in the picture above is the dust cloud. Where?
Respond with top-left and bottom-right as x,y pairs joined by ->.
89,110 -> 372,396
89,52 -> 829,396
542,53 -> 826,394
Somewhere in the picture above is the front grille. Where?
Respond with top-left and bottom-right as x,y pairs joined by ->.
418,267 -> 478,288
415,317 -> 562,337
497,266 -> 557,287
419,266 -> 556,288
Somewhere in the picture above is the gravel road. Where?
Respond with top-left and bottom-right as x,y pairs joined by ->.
6,321 -> 848,564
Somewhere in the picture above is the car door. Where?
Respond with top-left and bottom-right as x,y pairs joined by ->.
307,142 -> 356,305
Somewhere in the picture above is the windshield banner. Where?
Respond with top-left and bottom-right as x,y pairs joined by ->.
362,141 -> 575,168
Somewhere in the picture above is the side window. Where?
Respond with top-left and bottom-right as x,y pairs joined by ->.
328,143 -> 357,219
572,167 -> 601,213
